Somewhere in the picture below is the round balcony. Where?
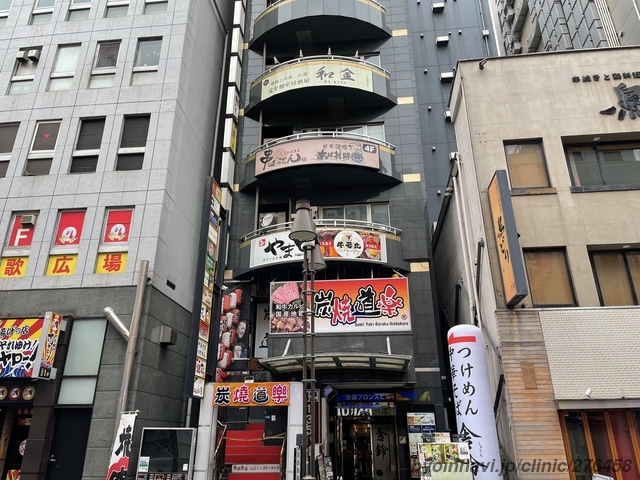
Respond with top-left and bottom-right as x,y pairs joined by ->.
250,0 -> 391,52
245,56 -> 396,120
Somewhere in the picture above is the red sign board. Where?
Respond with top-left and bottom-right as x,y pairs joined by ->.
8,215 -> 35,248
55,211 -> 85,245
103,209 -> 133,243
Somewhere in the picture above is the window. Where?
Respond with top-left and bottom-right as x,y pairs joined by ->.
504,141 -> 550,188
144,0 -> 167,13
358,53 -> 381,66
89,41 -> 120,89
0,123 -> 19,177
48,44 -> 80,91
560,410 -> 640,480
590,250 -> 640,306
8,48 -> 41,95
319,204 -> 389,225
302,124 -> 385,142
567,141 -> 640,188
25,121 -> 60,176
70,118 -> 105,173
116,115 -> 150,171
0,0 -> 11,26
104,0 -> 127,17
31,0 -> 55,23
132,38 -> 162,85
57,319 -> 107,405
67,0 -> 90,20
523,249 -> 576,306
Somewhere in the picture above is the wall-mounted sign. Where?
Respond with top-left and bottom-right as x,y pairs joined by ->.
488,170 -> 528,306
103,210 -> 133,244
407,412 -> 436,459
0,312 -> 62,379
46,254 -> 78,276
260,60 -> 374,101
0,257 -> 28,278
250,230 -> 387,268
336,403 -> 395,416
448,325 -> 503,480
254,137 -> 381,176
232,465 -> 280,473
106,412 -> 138,480
270,278 -> 410,334
96,252 -> 128,274
55,211 -> 85,245
212,382 -> 290,406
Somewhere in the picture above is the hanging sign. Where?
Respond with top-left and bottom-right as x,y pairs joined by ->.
212,382 -> 290,407
106,412 -> 138,480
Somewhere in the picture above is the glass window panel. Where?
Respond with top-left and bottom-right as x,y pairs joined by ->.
89,74 -> 114,89
626,252 -> 640,303
48,76 -> 73,91
0,161 -> 8,177
67,8 -> 89,19
609,411 -> 640,480
144,1 -> 167,13
131,70 -> 157,85
105,5 -> 127,17
52,45 -> 80,73
592,252 -> 634,306
599,146 -> 640,186
562,412 -> 591,480
63,319 -> 107,375
116,153 -> 144,170
72,0 -> 90,4
70,156 -> 98,173
363,54 -> 380,66
8,80 -> 33,94
524,250 -> 575,306
32,122 -> 61,151
35,0 -> 55,8
0,124 -> 19,154
345,205 -> 367,221
57,377 -> 98,405
0,0 -> 11,10
505,143 -> 549,188
370,204 -> 389,225
30,12 -> 52,23
96,42 -> 119,68
135,39 -> 162,67
76,118 -> 105,150
567,147 -> 602,187
366,124 -> 384,141
25,158 -> 52,175
587,411 -> 616,477
121,116 -> 150,148
0,17 -> 6,28
15,59 -> 38,77
342,126 -> 364,135
322,207 -> 343,219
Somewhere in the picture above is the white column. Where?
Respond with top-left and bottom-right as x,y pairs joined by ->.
193,382 -> 218,480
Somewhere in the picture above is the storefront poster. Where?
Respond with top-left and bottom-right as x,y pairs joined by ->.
417,443 -> 472,480
103,209 -> 133,243
106,412 -> 138,480
270,278 -> 410,334
407,413 -> 436,459
212,382 -> 290,407
55,211 -> 85,245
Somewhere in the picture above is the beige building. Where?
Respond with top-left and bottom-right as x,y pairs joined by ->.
433,46 -> 640,480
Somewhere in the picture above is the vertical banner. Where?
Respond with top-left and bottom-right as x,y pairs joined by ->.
448,325 -> 502,479
106,412 -> 138,480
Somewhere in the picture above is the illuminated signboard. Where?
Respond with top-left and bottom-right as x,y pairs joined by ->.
212,382 -> 291,407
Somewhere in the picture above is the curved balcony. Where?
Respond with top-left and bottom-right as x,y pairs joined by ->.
234,219 -> 407,277
241,131 -> 401,190
244,56 -> 396,119
250,0 -> 391,52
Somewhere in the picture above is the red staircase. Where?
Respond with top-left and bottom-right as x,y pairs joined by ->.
225,423 -> 282,480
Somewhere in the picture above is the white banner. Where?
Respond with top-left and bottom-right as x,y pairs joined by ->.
106,412 -> 138,480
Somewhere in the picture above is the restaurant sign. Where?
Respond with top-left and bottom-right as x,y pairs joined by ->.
212,382 -> 290,407
250,230 -> 386,268
254,137 -> 381,176
0,312 -> 62,379
269,277 -> 411,334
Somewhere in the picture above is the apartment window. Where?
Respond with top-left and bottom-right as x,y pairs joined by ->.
57,319 -> 107,405
8,48 -> 41,95
320,204 -> 390,225
104,0 -> 127,17
116,115 -> 150,171
0,123 -> 19,177
567,141 -> 640,188
504,141 -> 550,188
560,410 -> 640,480
48,44 -> 81,91
144,0 -> 167,13
31,0 -> 55,23
131,38 -> 161,85
70,118 -> 105,173
591,250 -> 640,306
67,0 -> 90,20
523,249 -> 576,306
0,0 -> 11,26
89,41 -> 120,89
25,121 -> 60,176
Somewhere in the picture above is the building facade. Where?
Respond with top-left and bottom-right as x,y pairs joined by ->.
433,47 -> 640,479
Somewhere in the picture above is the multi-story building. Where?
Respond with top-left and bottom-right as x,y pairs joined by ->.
0,0 -> 233,479
433,46 -> 640,479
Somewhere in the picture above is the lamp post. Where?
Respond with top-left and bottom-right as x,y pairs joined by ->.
289,200 -> 326,480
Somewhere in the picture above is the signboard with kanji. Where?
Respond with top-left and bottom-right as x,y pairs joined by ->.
96,253 -> 128,274
269,278 -> 411,334
212,382 -> 290,407
46,254 -> 78,276
0,257 -> 28,278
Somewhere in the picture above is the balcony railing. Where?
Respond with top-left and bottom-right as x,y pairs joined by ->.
258,0 -> 386,22
240,219 -> 402,242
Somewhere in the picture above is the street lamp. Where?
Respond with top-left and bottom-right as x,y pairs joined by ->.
290,199 -> 326,480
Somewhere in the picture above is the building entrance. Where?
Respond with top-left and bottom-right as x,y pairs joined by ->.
0,408 -> 32,480
338,417 -> 397,480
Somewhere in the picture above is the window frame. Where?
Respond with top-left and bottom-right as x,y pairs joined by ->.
104,0 -> 128,17
131,37 -> 162,85
318,203 -> 390,226
70,117 -> 105,174
566,140 -> 640,189
67,0 -> 91,20
8,48 -> 41,95
30,0 -> 55,23
89,41 -> 120,89
504,140 -> 551,188
0,123 -> 20,161
143,0 -> 167,13
116,115 -> 150,171
48,44 -> 81,92
590,250 -> 640,306
523,248 -> 577,307
0,0 -> 11,24
301,123 -> 385,142
25,120 -> 61,176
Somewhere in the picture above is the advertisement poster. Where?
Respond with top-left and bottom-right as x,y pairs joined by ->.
407,413 -> 436,458
212,382 -> 290,407
106,412 -> 138,480
0,313 -> 62,379
269,278 -> 410,334
417,443 -> 472,480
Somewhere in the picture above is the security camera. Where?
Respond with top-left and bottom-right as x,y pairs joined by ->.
585,388 -> 592,398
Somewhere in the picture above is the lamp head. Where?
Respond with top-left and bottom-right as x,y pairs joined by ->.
310,245 -> 327,272
289,199 -> 318,242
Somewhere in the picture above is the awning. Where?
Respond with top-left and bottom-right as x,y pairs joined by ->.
259,353 -> 412,374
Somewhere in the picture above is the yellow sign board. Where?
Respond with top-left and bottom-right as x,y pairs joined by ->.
46,255 -> 77,276
0,257 -> 28,278
96,252 -> 128,274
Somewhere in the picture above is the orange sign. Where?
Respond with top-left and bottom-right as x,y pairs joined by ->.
212,382 -> 290,406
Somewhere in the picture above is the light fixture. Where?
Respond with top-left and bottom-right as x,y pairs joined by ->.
310,245 -> 327,271
585,388 -> 592,398
290,200 -> 318,242
623,244 -> 631,249
593,136 -> 601,141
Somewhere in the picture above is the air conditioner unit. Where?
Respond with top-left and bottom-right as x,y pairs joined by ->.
439,71 -> 454,82
21,214 -> 37,227
444,110 -> 452,121
512,41 -> 522,54
506,8 -> 515,22
431,2 -> 445,11
482,29 -> 490,37
436,36 -> 450,46
15,51 -> 29,62
27,49 -> 41,62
